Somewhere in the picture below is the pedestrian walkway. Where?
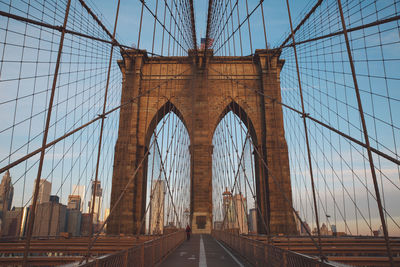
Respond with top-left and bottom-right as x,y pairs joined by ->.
160,234 -> 251,267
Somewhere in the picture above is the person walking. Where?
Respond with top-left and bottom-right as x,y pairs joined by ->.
185,224 -> 191,240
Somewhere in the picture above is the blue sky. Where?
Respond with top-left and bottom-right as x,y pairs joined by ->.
1,0 -> 399,236
89,0 -> 311,53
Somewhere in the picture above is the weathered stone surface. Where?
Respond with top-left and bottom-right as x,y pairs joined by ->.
107,49 -> 297,235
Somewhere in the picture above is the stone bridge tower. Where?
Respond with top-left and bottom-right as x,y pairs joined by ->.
107,49 -> 297,235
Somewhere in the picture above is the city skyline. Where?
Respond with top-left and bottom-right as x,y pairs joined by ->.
0,0 -> 398,238
0,0 -> 398,265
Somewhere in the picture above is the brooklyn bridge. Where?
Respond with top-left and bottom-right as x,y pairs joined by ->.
0,0 -> 399,266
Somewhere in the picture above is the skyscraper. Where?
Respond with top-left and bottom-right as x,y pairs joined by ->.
149,180 -> 165,235
32,196 -> 66,237
104,208 -> 110,222
222,188 -> 235,229
32,179 -> 51,205
67,193 -> 83,237
66,209 -> 81,237
233,194 -> 248,234
0,170 -> 14,231
1,207 -> 29,238
72,185 -> 86,212
248,208 -> 257,233
67,195 -> 81,210
88,181 -> 102,223
222,189 -> 248,234
293,210 -> 308,235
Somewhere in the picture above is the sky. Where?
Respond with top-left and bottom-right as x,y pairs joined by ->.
0,0 -> 399,236
88,0 -> 400,236
89,0 -> 312,52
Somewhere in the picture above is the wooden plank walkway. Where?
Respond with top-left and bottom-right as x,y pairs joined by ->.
160,234 -> 251,267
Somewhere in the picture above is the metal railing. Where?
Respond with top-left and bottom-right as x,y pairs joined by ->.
74,230 -> 185,267
212,230 -> 340,267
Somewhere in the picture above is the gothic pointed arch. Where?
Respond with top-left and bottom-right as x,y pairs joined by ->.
145,101 -> 190,148
109,50 -> 296,235
213,101 -> 259,148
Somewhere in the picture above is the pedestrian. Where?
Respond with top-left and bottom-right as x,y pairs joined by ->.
185,224 -> 191,240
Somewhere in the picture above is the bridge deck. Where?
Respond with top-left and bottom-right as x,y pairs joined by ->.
161,234 -> 250,267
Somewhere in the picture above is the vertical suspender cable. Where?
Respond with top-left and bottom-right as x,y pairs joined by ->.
336,0 -> 394,265
244,0 -> 252,53
137,0 -> 145,49
260,0 -> 268,48
22,1 -> 72,266
85,0 -> 121,261
189,0 -> 197,51
284,0 -> 324,260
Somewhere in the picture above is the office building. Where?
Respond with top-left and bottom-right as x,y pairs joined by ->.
80,213 -> 91,236
222,189 -> 248,234
104,208 -> 110,221
32,179 -> 51,205
248,208 -> 257,233
88,181 -> 102,223
320,223 -> 330,235
66,209 -> 81,237
68,195 -> 81,210
66,195 -> 82,237
149,180 -> 165,235
1,207 -> 29,238
72,185 -> 86,212
233,194 -> 248,234
331,224 -> 337,236
222,188 -> 234,229
0,170 -> 14,231
32,196 -> 66,237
